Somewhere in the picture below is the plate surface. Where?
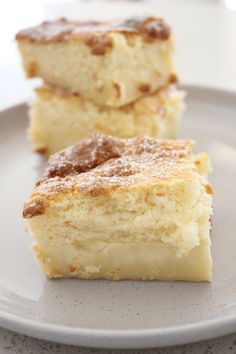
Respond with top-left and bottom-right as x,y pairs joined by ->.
0,86 -> 236,349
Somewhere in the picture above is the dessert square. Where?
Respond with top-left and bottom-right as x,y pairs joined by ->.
16,17 -> 176,107
23,134 -> 213,281
29,84 -> 184,155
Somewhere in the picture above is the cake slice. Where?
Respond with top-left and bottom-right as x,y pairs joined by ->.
23,134 -> 213,281
16,17 -> 176,107
29,85 -> 184,155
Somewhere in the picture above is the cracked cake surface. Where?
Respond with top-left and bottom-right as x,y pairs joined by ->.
23,133 -> 211,217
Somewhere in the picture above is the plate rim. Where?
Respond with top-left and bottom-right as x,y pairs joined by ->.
1,84 -> 236,349
0,309 -> 236,349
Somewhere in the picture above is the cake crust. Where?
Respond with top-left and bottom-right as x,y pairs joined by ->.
22,134 -> 213,219
16,17 -> 171,48
42,134 -> 193,179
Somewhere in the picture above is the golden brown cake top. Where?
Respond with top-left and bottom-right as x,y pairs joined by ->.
23,134 -> 197,219
43,134 -> 193,179
16,16 -> 171,45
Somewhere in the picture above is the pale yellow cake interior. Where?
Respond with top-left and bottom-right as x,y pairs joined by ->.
29,86 -> 184,155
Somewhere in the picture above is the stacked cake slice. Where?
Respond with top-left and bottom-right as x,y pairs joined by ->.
16,17 -> 184,155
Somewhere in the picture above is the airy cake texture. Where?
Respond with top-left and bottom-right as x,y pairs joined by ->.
23,134 -> 213,281
16,17 -> 176,107
29,85 -> 184,155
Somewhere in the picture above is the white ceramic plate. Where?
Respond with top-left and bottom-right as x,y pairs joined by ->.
0,86 -> 236,349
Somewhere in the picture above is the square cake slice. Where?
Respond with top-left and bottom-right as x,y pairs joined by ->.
16,17 -> 176,107
29,85 -> 184,155
23,134 -> 213,281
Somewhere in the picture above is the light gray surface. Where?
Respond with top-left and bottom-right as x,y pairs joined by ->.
0,86 -> 236,349
0,327 -> 236,354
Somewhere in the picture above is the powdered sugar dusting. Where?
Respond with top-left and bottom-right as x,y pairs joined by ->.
35,133 -> 194,196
